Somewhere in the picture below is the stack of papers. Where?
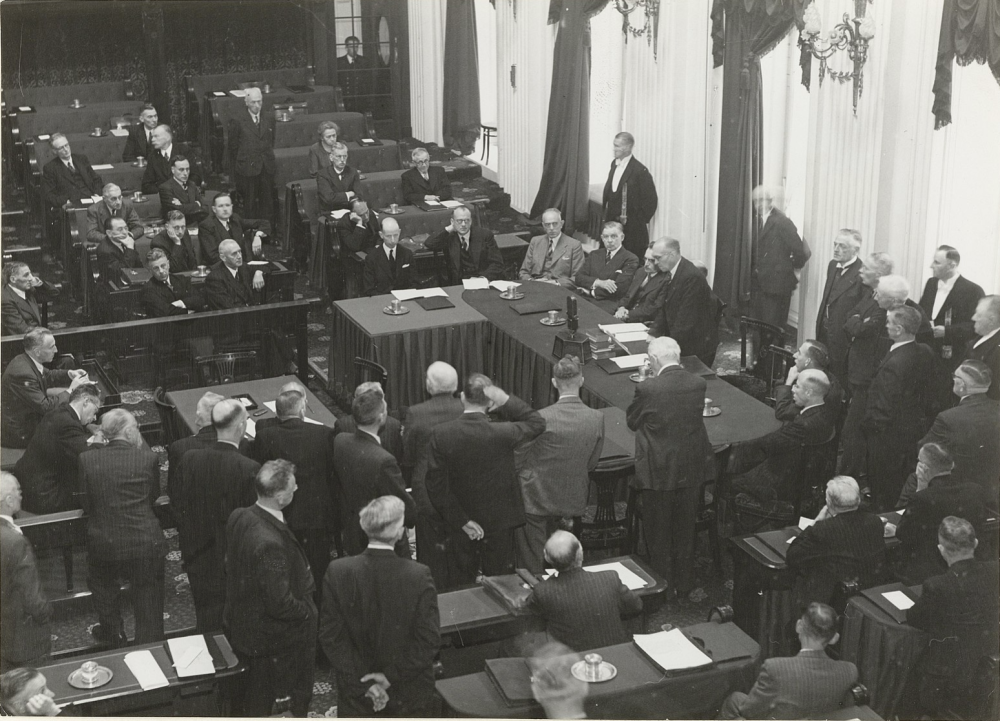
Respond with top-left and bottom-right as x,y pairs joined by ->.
92,164 -> 114,171
124,650 -> 169,690
462,277 -> 490,290
599,322 -> 648,334
391,287 -> 448,301
490,280 -> 520,292
882,590 -> 915,611
633,629 -> 713,672
167,635 -> 215,677
543,561 -> 647,590
611,354 -> 648,369
441,199 -> 464,208
109,128 -> 129,137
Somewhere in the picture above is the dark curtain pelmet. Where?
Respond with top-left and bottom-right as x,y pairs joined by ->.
443,0 -> 482,155
932,0 -> 1000,128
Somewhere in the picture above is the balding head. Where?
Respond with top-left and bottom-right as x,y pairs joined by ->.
195,392 -> 226,428
212,399 -> 247,444
380,217 -> 401,249
543,530 -> 583,572
245,87 -> 263,116
426,361 -> 458,396
552,355 -> 583,395
875,275 -> 909,309
0,472 -> 22,516
793,368 -> 830,407
973,295 -> 1000,337
280,381 -> 307,396
647,336 -> 681,373
275,390 -> 306,419
101,409 -> 141,447
218,239 -> 243,270
954,359 -> 992,397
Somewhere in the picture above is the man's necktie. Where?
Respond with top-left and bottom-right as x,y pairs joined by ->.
461,236 -> 469,252
607,252 -> 612,263
163,151 -> 169,160
67,161 -> 75,173
111,208 -> 118,217
389,249 -> 396,278
421,173 -> 429,182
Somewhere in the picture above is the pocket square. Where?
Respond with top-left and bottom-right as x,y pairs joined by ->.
402,264 -> 410,268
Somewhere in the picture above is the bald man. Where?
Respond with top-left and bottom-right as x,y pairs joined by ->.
85,183 -> 143,243
362,217 -> 415,296
228,87 -> 276,224
141,124 -> 198,194
205,239 -> 264,310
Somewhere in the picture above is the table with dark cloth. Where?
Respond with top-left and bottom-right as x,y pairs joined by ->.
436,621 -> 761,719
273,141 -> 401,187
28,130 -> 129,178
13,100 -> 145,142
272,111 -> 368,146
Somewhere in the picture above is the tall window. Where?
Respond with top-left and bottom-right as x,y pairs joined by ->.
334,0 -> 391,118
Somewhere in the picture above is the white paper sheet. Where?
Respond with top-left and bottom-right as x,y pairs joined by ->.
360,138 -> 375,144
490,280 -> 521,292
212,91 -> 227,97
599,323 -> 648,334
798,517 -> 816,530
37,134 -> 51,140
441,200 -> 464,208
229,89 -> 247,97
462,277 -> 490,290
79,198 -> 94,205
124,650 -> 169,690
91,164 -> 114,170
423,199 -> 442,207
330,209 -> 350,219
882,590 -> 914,610
247,260 -> 269,266
109,128 -> 129,137
614,330 -> 650,344
391,287 -> 448,300
611,353 -> 648,369
167,635 -> 215,677
244,418 -> 256,439
583,562 -> 648,590
18,106 -> 32,112
633,629 -> 714,672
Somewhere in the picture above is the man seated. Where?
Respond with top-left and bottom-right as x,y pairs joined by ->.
424,206 -> 504,286
785,476 -> 885,609
96,216 -> 143,285
719,602 -> 858,720
122,103 -> 159,162
518,208 -> 584,288
141,124 -> 199,194
527,531 -> 641,652
967,294 -> 1000,399
774,340 -> 844,424
158,155 -> 208,224
727,369 -> 835,504
336,199 -> 380,254
40,133 -> 103,210
85,183 -> 143,244
1,262 -> 59,336
0,668 -> 60,717
317,143 -> 364,214
205,239 -> 264,310
401,147 -> 453,205
1,328 -> 90,448
895,442 -> 989,584
573,221 -> 639,308
905,517 -> 1000,720
140,249 -> 206,317
362,218 -> 414,297
613,242 -> 670,323
150,210 -> 199,273
198,192 -> 266,265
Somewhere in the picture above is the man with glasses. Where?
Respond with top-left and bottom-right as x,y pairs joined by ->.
401,148 -> 453,205
425,206 -> 504,285
613,241 -> 670,323
41,133 -> 103,210
85,183 -> 143,243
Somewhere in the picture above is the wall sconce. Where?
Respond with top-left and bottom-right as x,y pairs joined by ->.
612,0 -> 660,60
800,0 -> 876,114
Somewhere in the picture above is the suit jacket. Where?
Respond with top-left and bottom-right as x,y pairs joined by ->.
518,234 -> 585,286
907,559 -> 1000,684
401,166 -> 453,205
317,164 -> 364,213
514,396 -> 604,517
41,154 -> 103,207
785,510 -> 886,608
335,210 -> 381,254
1,283 -> 57,336
844,290 -> 886,387
816,258 -> 865,375
864,342 -> 936,436
142,141 -> 198,194
0,353 -> 71,448
773,377 -> 845,425
897,474 -> 990,583
919,274 -> 985,365
648,257 -> 715,360
0,519 -> 52,665
197,213 -> 262,265
204,261 -> 257,310
424,397 -> 544,533
424,227 -> 505,285
727,650 -> 857,720
362,244 -> 415,296
253,418 -> 338,533
140,275 -> 205,317
308,142 -> 336,178
402,394 -> 464,468
626,365 -> 711,492
150,228 -> 199,272
167,426 -> 217,510
228,110 -> 276,178
602,156 -> 658,256
85,199 -> 143,244
13,404 -> 91,514
95,237 -> 142,284
78,440 -> 165,561
158,177 -> 208,224
319,548 -> 439,715
967,330 -> 1000,400
122,122 -> 154,162
574,247 -> 640,302
616,268 -> 670,323
334,415 -> 404,462
225,505 -> 317,656
528,566 -> 641,652
920,394 -> 1000,507
752,209 -> 810,297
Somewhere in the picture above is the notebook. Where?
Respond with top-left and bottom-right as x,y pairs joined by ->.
415,296 -> 455,311
509,298 -> 561,315
485,657 -> 535,705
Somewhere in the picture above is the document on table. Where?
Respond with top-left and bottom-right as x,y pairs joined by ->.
584,562 -> 647,590
124,650 -> 169,690
391,287 -> 448,300
441,199 -> 463,208
633,629 -> 713,672
882,590 -> 915,611
599,322 -> 648,334
109,128 -> 129,137
423,199 -> 442,207
462,277 -> 490,290
229,89 -> 248,97
92,164 -> 114,170
611,353 -> 648,369
614,330 -> 650,344
168,635 -> 215,677
490,280 -> 521,292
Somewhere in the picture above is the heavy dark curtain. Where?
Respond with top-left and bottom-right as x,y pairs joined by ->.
529,0 -> 609,233
443,0 -> 482,155
711,0 -> 801,309
932,0 -> 1000,128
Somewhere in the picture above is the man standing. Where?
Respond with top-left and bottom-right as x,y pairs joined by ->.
626,337 -> 711,597
40,133 -> 103,210
85,183 -> 143,244
122,103 -> 159,162
573,221 -> 640,307
141,124 -> 198,194
198,192 -> 265,265
646,238 -> 716,362
966,295 -> 1000,400
602,132 -> 658,258
613,243 -> 671,324
423,375 -> 544,587
334,382 -> 404,461
79,409 -> 165,647
228,87 -> 275,225
320,496 -> 440,717
96,217 -> 142,285
749,185 -> 810,330
150,210 -> 199,273
919,245 -> 985,371
158,156 -> 208,224
205,239 -> 265,309
225,460 -> 317,717
773,340 -> 844,424
317,143 -> 363,214
166,391 -> 226,506
362,217 -> 415,296
401,148 -> 453,205
513,357 -> 604,574
140,249 -> 205,318
518,208 -> 585,288
1,262 -> 59,336
425,206 -> 505,285
815,230 -> 865,384
0,472 -> 52,672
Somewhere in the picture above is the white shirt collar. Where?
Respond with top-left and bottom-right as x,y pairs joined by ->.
367,540 -> 395,550
359,427 -> 381,444
890,339 -> 914,352
29,355 -> 45,374
227,265 -> 240,278
0,515 -> 20,533
801,401 -> 825,413
383,244 -> 396,260
937,272 -> 960,291
256,501 -> 284,524
9,285 -> 26,300
974,328 -> 999,348
162,143 -> 173,158
607,246 -> 621,260
838,255 -> 859,270
760,208 -> 772,225
656,362 -> 680,376
616,154 -> 632,169
663,258 -> 681,280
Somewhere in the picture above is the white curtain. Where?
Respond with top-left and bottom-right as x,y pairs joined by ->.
408,0 -> 447,146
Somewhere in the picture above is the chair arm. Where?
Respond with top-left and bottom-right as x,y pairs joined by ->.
707,605 -> 734,623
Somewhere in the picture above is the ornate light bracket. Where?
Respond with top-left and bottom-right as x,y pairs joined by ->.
612,0 -> 660,60
800,0 -> 876,114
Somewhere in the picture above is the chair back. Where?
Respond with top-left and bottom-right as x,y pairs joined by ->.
579,461 -> 635,553
739,316 -> 785,379
793,428 -> 838,517
353,357 -> 388,391
153,386 -> 180,446
195,351 -> 260,385
767,344 -> 796,397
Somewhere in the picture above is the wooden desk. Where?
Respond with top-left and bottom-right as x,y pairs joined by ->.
271,110 -> 368,146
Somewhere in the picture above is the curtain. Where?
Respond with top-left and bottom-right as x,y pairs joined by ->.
711,0 -> 799,309
443,0 -> 482,155
528,0 -> 609,233
932,0 -> 1000,128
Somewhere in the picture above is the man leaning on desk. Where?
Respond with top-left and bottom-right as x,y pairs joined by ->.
424,206 -> 504,286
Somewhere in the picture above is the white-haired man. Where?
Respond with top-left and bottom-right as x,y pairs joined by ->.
85,183 -> 143,243
228,87 -> 276,224
401,147 -> 453,205
749,185 -> 810,329
816,229 -> 865,384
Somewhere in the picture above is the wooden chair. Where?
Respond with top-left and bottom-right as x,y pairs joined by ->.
695,482 -> 723,575
353,357 -> 388,390
578,460 -> 635,554
153,386 -> 179,447
766,344 -> 796,404
739,316 -> 786,379
195,351 -> 260,386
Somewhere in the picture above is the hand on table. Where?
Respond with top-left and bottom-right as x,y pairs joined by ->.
614,307 -> 629,320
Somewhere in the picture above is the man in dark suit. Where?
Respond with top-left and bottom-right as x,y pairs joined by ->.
750,185 -> 811,329
1,262 -> 58,336
424,206 -> 504,285
198,192 -> 266,265
85,183 -> 143,244
773,340 -> 844,424
336,36 -> 371,99
158,155 -> 208,224
602,132 -> 658,258
720,602 -> 858,720
317,142 -> 363,214
967,294 -> 1000,400
141,124 -> 199,194
0,472 -> 52,672
336,199 -> 381,254
166,391 -> 226,507
646,238 -> 716,362
320,495 -> 440,717
253,389 -> 338,595
362,217 -> 415,296
422,375 -> 544,588
527,531 -> 641,652
919,245 -> 985,372
786,476 -> 885,609
140,248 -> 205,318
0,668 -> 60,716
13,384 -> 100,515
401,147 -> 453,205
613,246 -> 671,324
815,230 -> 865,383
573,221 -> 640,308
906,517 -> 1000,719
225,460 -> 317,717
895,442 -> 989,584
334,386 -> 415,557
1,327 -> 89,448
121,103 -> 158,162
40,133 -> 103,210
626,337 -> 712,595
96,216 -> 143,285
175,399 -> 258,632
205,239 -> 265,310
334,382 -> 404,462
79,409 -> 165,647
228,88 -> 275,224
864,305 -> 937,509
150,210 -> 199,272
